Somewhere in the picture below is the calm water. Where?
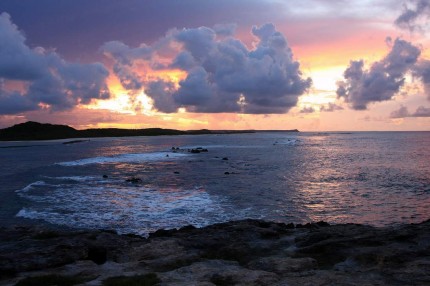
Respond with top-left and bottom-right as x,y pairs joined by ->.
0,132 -> 429,235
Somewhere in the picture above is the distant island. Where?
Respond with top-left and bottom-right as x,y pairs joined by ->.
0,121 -> 299,141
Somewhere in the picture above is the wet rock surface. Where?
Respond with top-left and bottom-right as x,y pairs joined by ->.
0,219 -> 429,285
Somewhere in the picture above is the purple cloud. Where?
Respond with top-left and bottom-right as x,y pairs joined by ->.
413,60 -> 430,100
337,38 -> 421,110
390,105 -> 430,117
104,23 -> 312,114
320,103 -> 344,112
395,0 -> 430,33
0,13 -> 110,115
300,106 -> 315,113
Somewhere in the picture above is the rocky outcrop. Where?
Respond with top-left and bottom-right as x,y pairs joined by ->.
1,219 -> 429,285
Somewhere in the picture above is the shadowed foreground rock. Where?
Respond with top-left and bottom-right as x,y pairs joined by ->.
0,219 -> 429,285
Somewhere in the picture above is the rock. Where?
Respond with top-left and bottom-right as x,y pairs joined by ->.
1,219 -> 430,285
174,171 -> 180,174
160,260 -> 279,286
87,246 -> 107,265
248,256 -> 317,273
126,177 -> 142,183
102,174 -> 108,178
189,148 -> 208,153
222,157 -> 229,160
224,172 -> 230,175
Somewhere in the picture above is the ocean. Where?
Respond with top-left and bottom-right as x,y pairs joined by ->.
0,132 -> 429,236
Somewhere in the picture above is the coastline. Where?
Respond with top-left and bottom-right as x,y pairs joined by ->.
0,121 -> 299,141
1,219 -> 429,285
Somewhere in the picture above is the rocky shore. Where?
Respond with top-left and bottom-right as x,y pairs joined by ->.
1,219 -> 429,285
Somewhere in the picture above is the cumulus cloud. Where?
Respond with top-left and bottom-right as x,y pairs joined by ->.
0,13 -> 110,115
395,0 -> 430,33
337,38 -> 421,110
320,103 -> 344,112
103,23 -> 312,114
390,105 -> 430,117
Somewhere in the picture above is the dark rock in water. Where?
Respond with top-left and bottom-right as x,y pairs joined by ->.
195,147 -> 208,152
1,219 -> 430,285
126,177 -> 142,183
224,172 -> 230,175
190,148 -> 208,153
62,139 -> 89,145
222,157 -> 229,160
102,175 -> 108,179
174,171 -> 180,174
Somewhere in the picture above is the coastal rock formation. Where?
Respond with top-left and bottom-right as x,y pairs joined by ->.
0,219 -> 429,285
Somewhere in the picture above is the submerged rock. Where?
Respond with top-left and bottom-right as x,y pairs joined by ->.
125,177 -> 142,183
1,219 -> 430,285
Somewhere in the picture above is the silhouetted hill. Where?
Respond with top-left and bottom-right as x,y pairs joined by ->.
0,122 -> 298,141
0,121 -> 79,140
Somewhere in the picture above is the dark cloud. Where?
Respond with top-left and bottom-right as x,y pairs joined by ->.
320,103 -> 344,112
0,13 -> 110,115
413,60 -> 430,100
144,79 -> 178,113
395,0 -> 430,33
390,105 -> 430,117
104,23 -> 312,114
337,38 -> 421,110
0,89 -> 38,115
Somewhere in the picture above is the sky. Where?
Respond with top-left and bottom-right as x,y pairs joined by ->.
0,0 -> 429,131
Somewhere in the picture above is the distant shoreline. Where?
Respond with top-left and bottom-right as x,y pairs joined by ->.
0,121 -> 299,141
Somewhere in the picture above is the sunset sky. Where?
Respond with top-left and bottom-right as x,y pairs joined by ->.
0,0 -> 429,131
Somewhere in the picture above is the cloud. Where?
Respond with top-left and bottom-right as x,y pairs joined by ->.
390,105 -> 430,117
103,23 -> 312,114
395,0 -> 430,33
413,105 -> 430,116
320,102 -> 344,112
413,60 -> 430,100
337,38 -> 421,110
299,106 -> 315,113
0,13 -> 110,115
390,105 -> 410,118
0,89 -> 38,115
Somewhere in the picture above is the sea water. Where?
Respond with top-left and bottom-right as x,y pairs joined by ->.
1,132 -> 429,236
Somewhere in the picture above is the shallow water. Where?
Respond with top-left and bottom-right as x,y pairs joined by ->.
1,132 -> 429,235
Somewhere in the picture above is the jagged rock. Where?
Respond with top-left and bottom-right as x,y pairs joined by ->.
1,219 -> 430,285
248,256 -> 317,273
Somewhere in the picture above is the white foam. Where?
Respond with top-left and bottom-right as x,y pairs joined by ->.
56,152 -> 190,166
16,181 -> 47,193
16,176 -> 242,236
273,139 -> 299,146
42,176 -> 98,182
179,144 -> 264,149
